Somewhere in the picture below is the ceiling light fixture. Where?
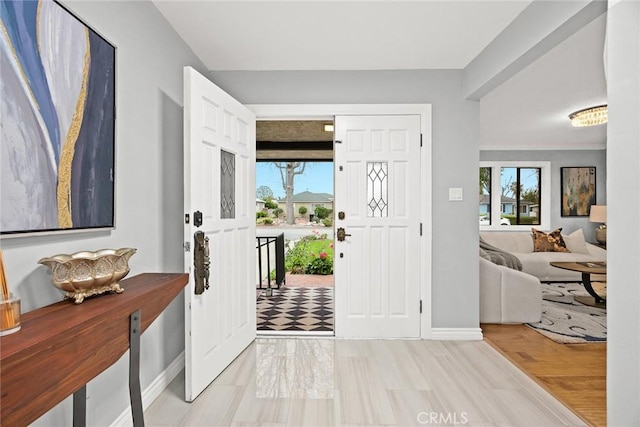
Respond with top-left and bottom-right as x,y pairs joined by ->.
569,104 -> 608,127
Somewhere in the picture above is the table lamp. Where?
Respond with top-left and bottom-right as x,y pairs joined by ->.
589,205 -> 607,245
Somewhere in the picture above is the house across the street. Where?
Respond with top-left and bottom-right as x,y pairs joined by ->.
478,194 -> 537,217
278,191 -> 333,219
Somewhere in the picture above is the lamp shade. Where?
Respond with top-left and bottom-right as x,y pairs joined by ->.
589,205 -> 607,223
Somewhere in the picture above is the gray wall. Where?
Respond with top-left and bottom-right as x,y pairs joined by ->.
480,149 -> 607,243
1,1 -> 207,424
3,20 -> 483,419
5,0 -> 623,424
210,69 -> 481,329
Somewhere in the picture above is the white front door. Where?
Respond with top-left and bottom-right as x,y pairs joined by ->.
333,115 -> 422,338
183,66 -> 256,401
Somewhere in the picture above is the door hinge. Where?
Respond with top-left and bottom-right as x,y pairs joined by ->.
420,223 -> 423,236
420,300 -> 423,313
184,241 -> 191,252
420,133 -> 423,147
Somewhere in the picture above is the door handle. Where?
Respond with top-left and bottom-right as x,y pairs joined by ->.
194,230 -> 210,294
337,227 -> 351,242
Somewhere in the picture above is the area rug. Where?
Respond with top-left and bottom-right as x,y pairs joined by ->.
526,283 -> 606,343
256,287 -> 333,332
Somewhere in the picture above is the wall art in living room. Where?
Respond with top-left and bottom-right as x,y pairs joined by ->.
560,167 -> 596,217
0,0 -> 116,236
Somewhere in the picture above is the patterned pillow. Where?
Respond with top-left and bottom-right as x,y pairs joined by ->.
531,228 -> 570,252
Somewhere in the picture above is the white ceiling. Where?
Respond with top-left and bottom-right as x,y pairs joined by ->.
480,13 -> 607,150
153,0 -> 531,71
153,0 -> 607,150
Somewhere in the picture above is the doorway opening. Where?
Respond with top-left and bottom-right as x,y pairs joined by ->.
254,120 -> 335,335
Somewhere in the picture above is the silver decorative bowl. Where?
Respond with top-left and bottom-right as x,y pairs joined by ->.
38,248 -> 137,304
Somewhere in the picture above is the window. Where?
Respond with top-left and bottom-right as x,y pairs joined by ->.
479,161 -> 550,229
479,167 -> 491,224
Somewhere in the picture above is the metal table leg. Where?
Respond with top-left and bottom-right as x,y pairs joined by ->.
70,311 -> 144,427
73,385 -> 86,427
581,272 -> 606,304
130,310 -> 144,427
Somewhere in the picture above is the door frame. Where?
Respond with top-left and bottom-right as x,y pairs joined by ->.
248,104 -> 432,339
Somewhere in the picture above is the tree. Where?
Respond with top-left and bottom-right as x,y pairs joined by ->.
256,185 -> 273,200
314,206 -> 331,219
479,167 -> 491,195
521,188 -> 539,203
508,181 -> 523,199
264,197 -> 278,209
274,162 -> 306,224
501,174 -> 515,198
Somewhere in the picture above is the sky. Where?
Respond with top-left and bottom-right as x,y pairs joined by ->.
256,162 -> 334,199
501,167 -> 539,195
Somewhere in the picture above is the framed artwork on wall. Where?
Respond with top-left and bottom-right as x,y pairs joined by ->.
1,0 -> 116,236
561,167 -> 596,217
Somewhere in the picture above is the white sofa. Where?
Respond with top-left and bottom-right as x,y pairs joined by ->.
479,229 -> 606,282
479,257 -> 542,323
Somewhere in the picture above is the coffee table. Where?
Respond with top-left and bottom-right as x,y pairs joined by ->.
549,261 -> 606,307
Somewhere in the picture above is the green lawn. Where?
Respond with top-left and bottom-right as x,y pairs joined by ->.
285,238 -> 334,274
305,239 -> 334,259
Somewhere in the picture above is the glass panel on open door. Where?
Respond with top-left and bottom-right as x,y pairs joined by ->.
221,150 -> 235,219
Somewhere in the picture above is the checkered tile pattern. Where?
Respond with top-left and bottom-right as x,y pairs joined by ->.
257,287 -> 333,332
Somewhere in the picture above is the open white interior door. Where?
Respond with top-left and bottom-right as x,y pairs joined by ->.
183,66 -> 256,401
333,115 -> 421,338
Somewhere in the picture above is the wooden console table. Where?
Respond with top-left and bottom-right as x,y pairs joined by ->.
0,273 -> 188,426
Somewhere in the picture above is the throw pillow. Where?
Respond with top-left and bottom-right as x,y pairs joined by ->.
563,228 -> 590,254
531,228 -> 570,252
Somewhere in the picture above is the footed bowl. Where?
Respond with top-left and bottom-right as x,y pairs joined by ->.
38,248 -> 137,304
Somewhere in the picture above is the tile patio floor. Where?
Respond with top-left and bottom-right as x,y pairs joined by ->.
283,273 -> 333,288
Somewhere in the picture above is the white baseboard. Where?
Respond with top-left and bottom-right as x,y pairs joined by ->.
430,327 -> 483,341
110,351 -> 184,427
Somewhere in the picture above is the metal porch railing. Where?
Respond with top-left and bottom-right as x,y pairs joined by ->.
256,233 -> 285,291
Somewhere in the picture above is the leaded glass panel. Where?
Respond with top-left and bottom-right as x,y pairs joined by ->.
367,162 -> 388,217
221,150 -> 235,219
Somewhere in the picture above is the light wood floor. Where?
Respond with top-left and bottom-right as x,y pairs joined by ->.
145,338 -> 585,426
482,324 -> 606,427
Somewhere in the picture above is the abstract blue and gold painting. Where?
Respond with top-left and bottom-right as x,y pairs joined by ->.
1,0 -> 115,235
